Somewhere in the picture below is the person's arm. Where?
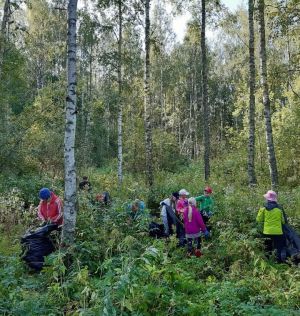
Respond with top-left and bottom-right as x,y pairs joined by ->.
52,198 -> 63,223
195,195 -> 204,202
256,208 -> 265,223
161,205 -> 169,235
37,204 -> 45,221
281,210 -> 285,224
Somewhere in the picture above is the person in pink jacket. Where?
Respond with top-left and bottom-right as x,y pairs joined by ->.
183,197 -> 209,256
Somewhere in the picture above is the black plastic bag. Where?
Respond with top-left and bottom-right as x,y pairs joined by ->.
21,224 -> 58,271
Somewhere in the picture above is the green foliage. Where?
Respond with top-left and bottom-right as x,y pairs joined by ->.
1,164 -> 300,315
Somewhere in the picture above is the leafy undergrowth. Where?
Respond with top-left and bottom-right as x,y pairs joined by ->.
1,188 -> 300,316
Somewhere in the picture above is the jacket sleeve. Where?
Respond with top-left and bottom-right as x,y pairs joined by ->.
195,195 -> 204,202
160,205 -> 168,234
281,210 -> 285,224
52,198 -> 63,223
37,203 -> 45,220
256,208 -> 265,223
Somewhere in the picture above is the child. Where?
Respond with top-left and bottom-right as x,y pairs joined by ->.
256,190 -> 286,263
176,189 -> 189,246
183,197 -> 209,256
195,186 -> 214,225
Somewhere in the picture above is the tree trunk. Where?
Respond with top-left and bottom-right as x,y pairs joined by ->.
62,0 -> 78,245
247,0 -> 257,186
144,0 -> 154,187
117,0 -> 123,186
201,0 -> 210,180
258,0 -> 279,189
0,0 -> 10,78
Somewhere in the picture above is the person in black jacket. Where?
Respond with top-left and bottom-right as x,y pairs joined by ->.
79,176 -> 92,192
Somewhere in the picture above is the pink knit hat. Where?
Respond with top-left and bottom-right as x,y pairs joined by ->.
263,190 -> 277,202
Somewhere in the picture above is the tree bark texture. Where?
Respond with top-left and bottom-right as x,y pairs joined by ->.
62,0 -> 78,245
258,0 -> 279,189
247,0 -> 257,186
144,0 -> 154,187
117,0 -> 123,186
201,0 -> 210,180
0,0 -> 10,79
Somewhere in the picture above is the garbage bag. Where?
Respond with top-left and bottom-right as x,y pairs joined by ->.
21,224 -> 58,271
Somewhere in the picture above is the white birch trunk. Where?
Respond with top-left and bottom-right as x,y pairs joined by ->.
144,0 -> 154,187
258,0 -> 279,190
62,0 -> 78,245
117,0 -> 123,186
201,0 -> 210,180
247,0 -> 257,186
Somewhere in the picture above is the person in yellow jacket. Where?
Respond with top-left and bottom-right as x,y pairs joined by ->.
256,190 -> 286,263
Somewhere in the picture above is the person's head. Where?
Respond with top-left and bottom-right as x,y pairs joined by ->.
187,197 -> 196,221
204,186 -> 213,196
179,189 -> 189,199
82,176 -> 88,181
188,197 -> 196,206
131,199 -> 140,212
96,193 -> 105,202
171,191 -> 179,201
39,188 -> 51,201
263,190 -> 277,202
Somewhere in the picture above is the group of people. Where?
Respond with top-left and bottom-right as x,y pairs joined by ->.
157,187 -> 214,256
36,176 -> 109,227
35,180 -> 297,263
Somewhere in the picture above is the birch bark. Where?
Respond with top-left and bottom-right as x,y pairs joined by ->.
201,0 -> 210,180
258,0 -> 279,189
62,0 -> 78,245
247,0 -> 257,186
117,0 -> 123,186
144,0 -> 154,187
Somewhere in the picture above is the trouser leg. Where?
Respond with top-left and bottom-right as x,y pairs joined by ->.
272,235 -> 286,263
196,237 -> 201,249
187,238 -> 193,253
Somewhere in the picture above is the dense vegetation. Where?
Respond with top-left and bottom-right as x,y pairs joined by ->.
0,0 -> 300,314
1,161 -> 300,315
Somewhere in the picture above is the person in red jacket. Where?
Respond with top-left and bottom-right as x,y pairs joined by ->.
38,188 -> 63,226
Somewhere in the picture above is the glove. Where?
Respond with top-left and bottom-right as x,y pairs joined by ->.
204,230 -> 210,239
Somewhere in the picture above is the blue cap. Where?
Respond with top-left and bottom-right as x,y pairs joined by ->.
39,188 -> 51,200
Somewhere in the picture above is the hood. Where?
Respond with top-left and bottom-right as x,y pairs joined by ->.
264,201 -> 280,211
160,198 -> 170,207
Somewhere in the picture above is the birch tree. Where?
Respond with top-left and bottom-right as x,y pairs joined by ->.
117,0 -> 123,186
201,0 -> 210,180
258,0 -> 278,189
144,0 -> 154,187
62,0 -> 78,245
247,0 -> 257,186
0,0 -> 11,78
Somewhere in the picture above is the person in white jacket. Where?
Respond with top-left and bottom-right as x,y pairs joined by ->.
160,192 -> 179,237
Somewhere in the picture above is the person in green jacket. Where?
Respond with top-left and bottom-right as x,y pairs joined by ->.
256,190 -> 286,263
195,186 -> 214,225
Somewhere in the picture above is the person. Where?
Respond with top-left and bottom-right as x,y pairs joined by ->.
195,186 -> 214,225
127,199 -> 146,221
79,176 -> 92,192
183,197 -> 209,257
160,192 -> 180,237
37,188 -> 63,226
95,191 -> 111,206
176,189 -> 189,246
256,190 -> 286,263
